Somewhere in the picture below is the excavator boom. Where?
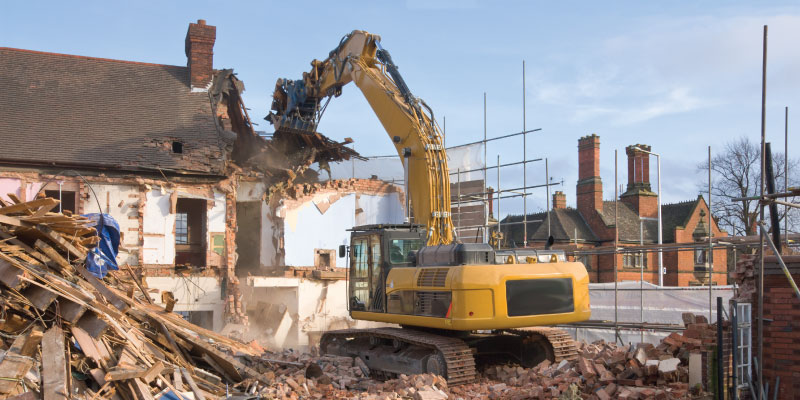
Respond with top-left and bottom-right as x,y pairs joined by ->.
269,30 -> 454,245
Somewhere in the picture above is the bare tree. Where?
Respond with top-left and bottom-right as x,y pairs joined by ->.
698,136 -> 798,236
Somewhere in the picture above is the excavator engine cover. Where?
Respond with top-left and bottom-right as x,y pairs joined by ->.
417,243 -> 494,266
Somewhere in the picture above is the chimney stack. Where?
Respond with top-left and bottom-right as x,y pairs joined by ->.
621,144 -> 657,217
553,191 -> 567,209
625,144 -> 651,192
576,134 -> 603,216
185,19 -> 216,90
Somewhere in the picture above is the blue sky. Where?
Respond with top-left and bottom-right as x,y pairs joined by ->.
3,1 -> 798,216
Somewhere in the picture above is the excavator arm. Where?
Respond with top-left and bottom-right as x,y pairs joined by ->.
268,30 -> 455,245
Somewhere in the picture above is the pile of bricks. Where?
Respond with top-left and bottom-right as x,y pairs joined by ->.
248,332 -> 715,400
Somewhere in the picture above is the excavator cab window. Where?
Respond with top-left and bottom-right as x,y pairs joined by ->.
350,237 -> 369,311
389,238 -> 422,264
349,233 -> 386,312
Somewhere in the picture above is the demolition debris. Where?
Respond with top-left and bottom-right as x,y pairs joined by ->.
0,196 -> 721,399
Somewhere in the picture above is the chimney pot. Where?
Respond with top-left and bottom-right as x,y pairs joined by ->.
198,19 -> 206,25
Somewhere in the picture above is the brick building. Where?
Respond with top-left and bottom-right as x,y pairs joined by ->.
0,20 -> 404,335
500,134 -> 727,286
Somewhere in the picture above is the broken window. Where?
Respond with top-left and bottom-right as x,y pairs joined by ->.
44,190 -> 76,214
174,198 -> 207,268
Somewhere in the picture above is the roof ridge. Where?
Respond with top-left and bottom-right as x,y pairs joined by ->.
0,47 -> 182,69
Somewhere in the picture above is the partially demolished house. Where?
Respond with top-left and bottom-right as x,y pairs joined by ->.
0,20 -> 404,340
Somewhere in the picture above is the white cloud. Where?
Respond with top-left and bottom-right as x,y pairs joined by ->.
530,13 -> 800,127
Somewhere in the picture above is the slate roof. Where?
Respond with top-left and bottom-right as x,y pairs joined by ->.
497,196 -> 710,246
0,48 -> 232,175
598,201 -> 659,243
500,208 -> 596,247
661,197 -> 703,242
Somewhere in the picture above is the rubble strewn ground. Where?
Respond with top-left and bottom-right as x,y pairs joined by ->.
0,197 -> 718,399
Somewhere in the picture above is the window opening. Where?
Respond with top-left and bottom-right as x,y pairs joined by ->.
172,141 -> 183,153
44,190 -> 76,214
174,198 -> 207,267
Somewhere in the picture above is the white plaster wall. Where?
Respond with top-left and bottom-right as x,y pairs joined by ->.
208,192 -> 226,233
355,192 -> 403,226
142,188 -> 175,264
237,181 -> 266,202
145,277 -> 224,331
82,184 -> 140,266
281,192 -> 403,267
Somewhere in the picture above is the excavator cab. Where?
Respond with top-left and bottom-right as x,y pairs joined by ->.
340,224 -> 425,313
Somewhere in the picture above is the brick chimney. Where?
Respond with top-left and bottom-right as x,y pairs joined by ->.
553,191 -> 567,209
621,144 -> 657,217
185,19 -> 216,90
576,134 -> 603,217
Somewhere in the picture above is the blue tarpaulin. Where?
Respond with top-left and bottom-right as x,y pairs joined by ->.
82,213 -> 120,278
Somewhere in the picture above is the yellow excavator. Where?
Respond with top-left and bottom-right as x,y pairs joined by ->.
268,30 -> 590,384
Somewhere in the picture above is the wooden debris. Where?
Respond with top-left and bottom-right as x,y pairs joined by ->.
42,326 -> 68,400
0,197 -> 264,400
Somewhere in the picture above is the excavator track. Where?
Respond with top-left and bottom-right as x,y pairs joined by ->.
321,327 -> 579,386
503,327 -> 579,362
320,327 -> 476,385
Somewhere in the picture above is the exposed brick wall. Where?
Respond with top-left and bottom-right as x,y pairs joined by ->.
621,192 -> 658,219
756,255 -> 800,399
185,19 -> 216,89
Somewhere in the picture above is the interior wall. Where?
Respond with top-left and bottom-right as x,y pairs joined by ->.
235,201 -> 262,275
280,192 -> 403,267
142,188 -> 176,265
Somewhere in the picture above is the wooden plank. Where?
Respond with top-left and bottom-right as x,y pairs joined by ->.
34,224 -> 86,260
0,329 -> 38,393
75,265 -> 129,312
58,298 -> 88,324
0,258 -> 27,290
42,326 -> 69,400
6,194 -> 22,205
76,312 -> 109,337
30,202 -> 59,218
0,198 -> 58,215
21,284 -> 59,310
34,239 -> 73,272
181,368 -> 207,400
0,214 -> 23,227
0,230 -> 53,265
105,367 -> 148,382
71,327 -> 109,365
